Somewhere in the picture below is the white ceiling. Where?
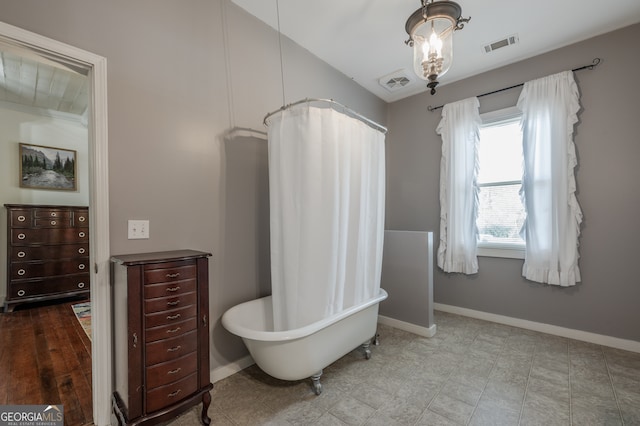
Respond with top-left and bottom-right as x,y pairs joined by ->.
0,43 -> 89,117
231,0 -> 640,103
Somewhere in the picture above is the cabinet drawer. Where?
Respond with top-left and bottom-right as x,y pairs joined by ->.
145,372 -> 198,413
144,264 -> 196,285
145,305 -> 197,329
146,351 -> 197,389
9,274 -> 90,299
144,291 -> 197,314
10,228 -> 89,245
33,218 -> 73,228
143,279 -> 196,300
10,258 -> 89,280
145,317 -> 197,343
33,208 -> 73,220
73,210 -> 89,226
9,244 -> 88,261
9,210 -> 32,227
145,330 -> 198,366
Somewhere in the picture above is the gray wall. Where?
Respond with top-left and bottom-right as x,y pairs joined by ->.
386,23 -> 640,343
0,0 -> 387,370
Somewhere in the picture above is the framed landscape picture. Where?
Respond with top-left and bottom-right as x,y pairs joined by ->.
19,142 -> 77,191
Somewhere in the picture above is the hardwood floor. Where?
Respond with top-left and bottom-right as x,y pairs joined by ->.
0,298 -> 92,425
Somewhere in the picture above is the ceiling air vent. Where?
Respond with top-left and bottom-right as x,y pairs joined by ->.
483,34 -> 519,53
378,70 -> 413,92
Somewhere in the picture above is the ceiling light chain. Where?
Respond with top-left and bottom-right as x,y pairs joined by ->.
405,0 -> 470,95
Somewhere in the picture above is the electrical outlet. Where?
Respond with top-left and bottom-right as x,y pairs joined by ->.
128,220 -> 149,239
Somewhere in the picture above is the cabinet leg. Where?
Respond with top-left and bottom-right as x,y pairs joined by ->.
201,391 -> 211,425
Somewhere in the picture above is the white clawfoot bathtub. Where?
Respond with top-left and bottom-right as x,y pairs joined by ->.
221,289 -> 388,394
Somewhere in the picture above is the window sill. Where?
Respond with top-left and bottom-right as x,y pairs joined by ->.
477,244 -> 525,259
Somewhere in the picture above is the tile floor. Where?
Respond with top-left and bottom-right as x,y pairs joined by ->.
169,311 -> 640,425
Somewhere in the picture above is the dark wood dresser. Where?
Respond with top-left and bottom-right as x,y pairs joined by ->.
4,204 -> 90,312
111,250 -> 212,426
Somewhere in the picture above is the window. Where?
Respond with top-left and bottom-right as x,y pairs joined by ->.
476,107 -> 525,259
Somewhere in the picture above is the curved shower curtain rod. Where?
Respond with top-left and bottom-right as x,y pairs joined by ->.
263,98 -> 388,135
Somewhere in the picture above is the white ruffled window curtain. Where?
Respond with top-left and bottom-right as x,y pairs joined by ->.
517,71 -> 582,286
436,97 -> 481,274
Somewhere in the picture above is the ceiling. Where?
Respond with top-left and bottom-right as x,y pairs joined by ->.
231,0 -> 640,103
0,42 -> 89,118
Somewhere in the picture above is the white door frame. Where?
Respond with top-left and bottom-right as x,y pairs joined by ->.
0,21 -> 112,426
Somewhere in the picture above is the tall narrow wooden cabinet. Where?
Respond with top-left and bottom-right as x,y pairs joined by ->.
4,204 -> 90,312
111,250 -> 212,426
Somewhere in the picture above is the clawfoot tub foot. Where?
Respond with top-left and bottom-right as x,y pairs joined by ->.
311,370 -> 323,395
372,332 -> 380,346
362,341 -> 372,359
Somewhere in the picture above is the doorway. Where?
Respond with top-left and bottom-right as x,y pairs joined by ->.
0,21 -> 111,426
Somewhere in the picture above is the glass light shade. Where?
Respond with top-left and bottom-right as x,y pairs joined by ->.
405,1 -> 469,94
411,17 -> 454,82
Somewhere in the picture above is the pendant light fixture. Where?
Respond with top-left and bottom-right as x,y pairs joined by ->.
405,0 -> 470,95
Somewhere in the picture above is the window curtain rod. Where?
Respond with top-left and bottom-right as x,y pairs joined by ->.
427,58 -> 601,112
263,98 -> 388,134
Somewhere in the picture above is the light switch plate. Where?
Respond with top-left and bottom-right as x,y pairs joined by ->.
128,220 -> 149,239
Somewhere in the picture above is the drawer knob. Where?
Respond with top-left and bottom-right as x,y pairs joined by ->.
167,300 -> 180,307
167,313 -> 181,321
18,233 -> 26,240
78,248 -> 86,254
166,327 -> 181,334
51,220 -> 57,225
166,286 -> 181,293
17,289 -> 26,296
167,345 -> 182,353
166,273 -> 180,278
168,389 -> 182,398
78,232 -> 86,238
17,269 -> 26,276
78,282 -> 86,289
168,368 -> 181,375
17,215 -> 26,222
78,264 -> 86,270
17,251 -> 26,258
78,216 -> 86,222
50,212 -> 57,217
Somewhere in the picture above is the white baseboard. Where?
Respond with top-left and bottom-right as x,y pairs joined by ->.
211,355 -> 254,383
378,315 -> 437,338
434,303 -> 640,354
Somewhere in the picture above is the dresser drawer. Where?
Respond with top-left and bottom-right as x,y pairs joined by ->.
9,274 -> 90,299
144,291 -> 197,314
143,279 -> 196,299
33,208 -> 73,220
145,372 -> 198,413
33,217 -> 73,228
10,228 -> 89,245
10,258 -> 89,280
145,317 -> 197,343
9,209 -> 32,228
145,305 -> 197,329
144,264 -> 196,285
145,330 -> 198,366
9,243 -> 88,261
73,210 -> 89,226
146,351 -> 197,389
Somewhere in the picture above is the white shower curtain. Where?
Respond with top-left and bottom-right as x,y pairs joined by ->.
267,105 -> 386,331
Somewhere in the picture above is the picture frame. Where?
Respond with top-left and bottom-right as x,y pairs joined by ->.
19,142 -> 77,191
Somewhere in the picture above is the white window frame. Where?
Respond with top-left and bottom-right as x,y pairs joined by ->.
477,106 -> 525,259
